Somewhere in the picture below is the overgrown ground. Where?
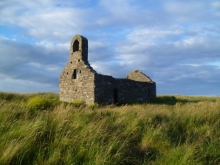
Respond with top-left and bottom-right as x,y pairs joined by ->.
0,92 -> 220,165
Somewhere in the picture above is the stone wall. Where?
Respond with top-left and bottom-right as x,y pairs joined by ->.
59,35 -> 96,104
60,34 -> 156,104
94,73 -> 156,104
126,70 -> 153,82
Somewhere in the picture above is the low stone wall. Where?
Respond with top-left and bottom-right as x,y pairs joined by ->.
94,73 -> 156,104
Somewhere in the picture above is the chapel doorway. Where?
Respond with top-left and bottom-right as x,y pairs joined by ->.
113,88 -> 118,104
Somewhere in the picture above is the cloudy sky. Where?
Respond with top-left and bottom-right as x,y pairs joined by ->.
0,0 -> 220,95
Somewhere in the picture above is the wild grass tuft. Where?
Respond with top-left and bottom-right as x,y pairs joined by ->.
87,102 -> 100,110
27,96 -> 55,111
71,98 -> 85,108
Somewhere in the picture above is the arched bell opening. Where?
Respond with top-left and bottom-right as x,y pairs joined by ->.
73,40 -> 79,52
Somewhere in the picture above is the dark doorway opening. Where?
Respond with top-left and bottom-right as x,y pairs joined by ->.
73,40 -> 79,52
113,88 -> 118,104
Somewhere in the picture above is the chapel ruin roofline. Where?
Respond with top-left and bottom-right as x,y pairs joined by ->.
94,71 -> 155,84
59,34 -> 156,104
126,70 -> 155,83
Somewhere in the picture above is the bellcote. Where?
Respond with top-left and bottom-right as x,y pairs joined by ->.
70,34 -> 88,62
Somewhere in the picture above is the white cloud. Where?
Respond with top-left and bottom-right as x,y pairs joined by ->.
164,1 -> 204,14
0,0 -> 98,41
0,37 -> 65,92
211,1 -> 220,8
0,0 -> 220,95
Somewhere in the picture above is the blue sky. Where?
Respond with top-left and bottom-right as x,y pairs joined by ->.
0,0 -> 220,95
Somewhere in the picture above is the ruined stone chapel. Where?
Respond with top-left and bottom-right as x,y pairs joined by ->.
59,34 -> 156,104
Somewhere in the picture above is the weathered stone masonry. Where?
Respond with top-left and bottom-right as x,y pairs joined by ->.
60,34 -> 156,104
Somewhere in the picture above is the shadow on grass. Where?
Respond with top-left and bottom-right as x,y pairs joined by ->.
117,95 -> 216,106
148,96 -> 187,105
148,95 -> 218,105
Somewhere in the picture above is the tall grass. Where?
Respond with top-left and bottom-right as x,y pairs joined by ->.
0,92 -> 220,164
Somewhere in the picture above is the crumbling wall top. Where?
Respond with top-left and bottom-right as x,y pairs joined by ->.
126,70 -> 154,83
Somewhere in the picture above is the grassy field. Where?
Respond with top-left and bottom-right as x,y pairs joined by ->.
0,92 -> 220,165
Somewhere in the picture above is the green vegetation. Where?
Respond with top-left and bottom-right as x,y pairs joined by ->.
71,98 -> 85,108
0,92 -> 220,165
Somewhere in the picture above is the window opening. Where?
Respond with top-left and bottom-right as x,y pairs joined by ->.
113,88 -> 118,104
73,40 -> 79,52
72,69 -> 78,79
